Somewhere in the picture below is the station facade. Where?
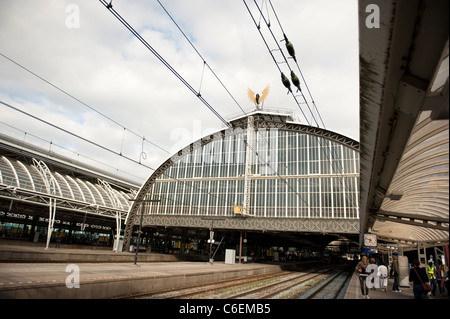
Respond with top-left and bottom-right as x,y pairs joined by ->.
124,110 -> 360,256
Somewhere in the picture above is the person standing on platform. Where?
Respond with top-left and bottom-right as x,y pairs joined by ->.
443,265 -> 449,299
436,260 -> 445,295
356,256 -> 370,298
378,261 -> 388,292
409,259 -> 430,299
392,256 -> 401,292
366,257 -> 379,290
427,260 -> 437,296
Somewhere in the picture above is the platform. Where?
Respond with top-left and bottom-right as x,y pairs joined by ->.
0,242 -> 207,263
344,271 -> 448,300
0,261 -> 287,299
0,244 -> 284,298
1,244 -> 448,300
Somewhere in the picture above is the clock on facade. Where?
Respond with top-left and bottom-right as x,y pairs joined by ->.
363,233 -> 377,247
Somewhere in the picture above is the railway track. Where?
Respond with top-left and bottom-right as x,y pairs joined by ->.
229,268 -> 331,299
302,266 -> 353,299
131,263 -> 352,299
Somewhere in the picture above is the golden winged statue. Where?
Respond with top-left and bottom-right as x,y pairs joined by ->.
247,85 -> 270,108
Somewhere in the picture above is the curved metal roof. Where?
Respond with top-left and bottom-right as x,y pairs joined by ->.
359,0 -> 448,250
0,148 -> 136,220
374,113 -> 448,245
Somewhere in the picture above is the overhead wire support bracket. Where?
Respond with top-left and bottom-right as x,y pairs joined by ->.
242,0 -> 310,125
247,0 -> 324,129
267,0 -> 325,129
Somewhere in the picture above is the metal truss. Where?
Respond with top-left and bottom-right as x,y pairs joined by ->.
242,115 -> 255,216
32,159 -> 57,249
0,185 -> 128,223
375,210 -> 449,231
98,179 -> 124,251
377,235 -> 449,253
131,214 -> 359,235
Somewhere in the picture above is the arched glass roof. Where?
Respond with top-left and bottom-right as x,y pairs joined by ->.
132,111 -> 359,218
124,111 -> 360,248
0,155 -> 134,217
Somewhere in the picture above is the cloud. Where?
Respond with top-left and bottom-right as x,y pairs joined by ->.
0,0 -> 359,184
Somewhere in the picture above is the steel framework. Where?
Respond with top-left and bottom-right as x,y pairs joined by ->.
123,111 -> 360,251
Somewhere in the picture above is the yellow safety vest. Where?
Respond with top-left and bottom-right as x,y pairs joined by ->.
427,265 -> 436,279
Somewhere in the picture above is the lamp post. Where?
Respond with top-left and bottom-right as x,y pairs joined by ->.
201,217 -> 224,264
129,198 -> 160,266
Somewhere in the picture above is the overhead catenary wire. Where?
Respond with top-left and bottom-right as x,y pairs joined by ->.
99,0 -> 230,128
99,1 -> 239,208
155,0 -> 320,215
0,51 -> 169,155
242,0 -> 311,126
267,0 -> 326,129
0,120 -> 146,183
99,1 -> 259,213
248,0 -> 322,128
157,0 -> 248,117
0,100 -> 158,172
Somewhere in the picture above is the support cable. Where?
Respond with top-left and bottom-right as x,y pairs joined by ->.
157,0 -> 247,116
267,0 -> 325,128
0,100 -> 158,172
99,0 -> 230,128
242,0 -> 311,125
0,51 -> 169,155
0,120 -> 147,182
250,0 -> 320,128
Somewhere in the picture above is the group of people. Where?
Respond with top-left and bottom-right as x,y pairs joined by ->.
356,256 -> 396,299
355,255 -> 449,299
408,259 -> 449,299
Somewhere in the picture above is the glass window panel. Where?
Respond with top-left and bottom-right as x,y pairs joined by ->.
309,178 -> 320,217
321,178 -> 332,218
266,179 -> 275,217
147,128 -> 359,220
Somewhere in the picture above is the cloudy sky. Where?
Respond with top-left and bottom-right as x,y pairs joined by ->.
0,0 -> 359,185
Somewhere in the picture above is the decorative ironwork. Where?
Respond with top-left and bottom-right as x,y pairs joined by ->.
133,214 -> 359,234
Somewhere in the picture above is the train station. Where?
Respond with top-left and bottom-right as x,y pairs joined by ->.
0,0 -> 448,309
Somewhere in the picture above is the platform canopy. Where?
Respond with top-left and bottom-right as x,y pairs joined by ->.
359,0 -> 449,251
0,133 -> 138,232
